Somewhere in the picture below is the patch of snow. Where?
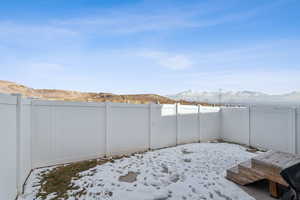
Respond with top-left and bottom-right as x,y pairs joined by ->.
19,143 -> 256,200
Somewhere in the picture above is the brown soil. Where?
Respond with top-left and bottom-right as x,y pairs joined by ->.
118,171 -> 138,183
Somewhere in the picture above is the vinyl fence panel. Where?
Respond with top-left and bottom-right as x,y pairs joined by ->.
296,108 -> 300,154
19,98 -> 32,192
221,107 -> 250,145
108,103 -> 150,156
250,106 -> 296,153
0,94 -> 17,200
150,104 -> 177,149
177,105 -> 199,144
200,106 -> 221,141
31,101 -> 106,168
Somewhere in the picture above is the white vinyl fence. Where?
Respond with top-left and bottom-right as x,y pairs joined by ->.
0,94 -> 18,200
31,101 -> 221,166
31,101 -> 107,168
150,104 -> 177,149
200,106 -> 221,141
221,107 -> 250,145
2,92 -> 300,200
0,94 -> 221,200
250,106 -> 296,153
177,105 -> 199,144
297,108 -> 300,154
18,97 -> 32,193
108,103 -> 150,156
221,106 -> 299,154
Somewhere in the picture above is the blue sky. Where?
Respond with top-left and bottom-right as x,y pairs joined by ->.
1,0 -> 300,94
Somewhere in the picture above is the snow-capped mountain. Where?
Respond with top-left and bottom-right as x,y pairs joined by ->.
168,90 -> 300,105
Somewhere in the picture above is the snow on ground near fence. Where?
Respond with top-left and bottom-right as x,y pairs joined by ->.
19,143 -> 255,200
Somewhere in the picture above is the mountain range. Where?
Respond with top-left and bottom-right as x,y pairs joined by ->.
168,90 -> 300,105
1,80 -> 299,106
0,80 -> 210,105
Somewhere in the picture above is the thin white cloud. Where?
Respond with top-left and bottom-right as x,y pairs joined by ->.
159,39 -> 300,93
0,21 -> 81,51
0,0 -> 298,94
26,62 -> 64,74
2,39 -> 299,94
47,0 -> 288,35
186,39 -> 300,70
0,0 -> 290,49
0,21 -> 78,38
139,51 -> 193,70
50,12 -> 232,35
159,55 -> 193,70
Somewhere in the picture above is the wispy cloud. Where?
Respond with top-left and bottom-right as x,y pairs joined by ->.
0,0 -> 290,49
0,21 -> 81,51
45,0 -> 290,35
49,1 -> 221,34
0,0 -> 299,94
2,39 -> 300,94
139,51 -> 193,70
0,21 -> 78,40
186,39 -> 300,70
160,39 -> 300,93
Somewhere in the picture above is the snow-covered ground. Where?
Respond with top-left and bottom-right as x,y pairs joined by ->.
19,143 -> 256,200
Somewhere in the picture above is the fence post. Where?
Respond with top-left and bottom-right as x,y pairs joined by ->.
148,103 -> 153,150
296,108 -> 299,154
12,94 -> 22,194
291,108 -> 297,154
219,106 -> 223,140
29,98 -> 33,173
198,105 -> 201,142
176,103 -> 180,145
105,102 -> 111,157
248,105 -> 251,147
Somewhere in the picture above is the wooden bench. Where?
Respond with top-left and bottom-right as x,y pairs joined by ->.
226,151 -> 300,198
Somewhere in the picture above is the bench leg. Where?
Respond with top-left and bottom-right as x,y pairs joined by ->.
269,181 -> 279,198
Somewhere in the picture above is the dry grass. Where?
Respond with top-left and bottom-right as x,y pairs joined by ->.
36,159 -> 111,200
216,139 -> 263,153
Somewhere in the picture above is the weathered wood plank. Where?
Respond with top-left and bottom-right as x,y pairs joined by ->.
269,181 -> 279,198
252,151 -> 300,173
226,150 -> 300,198
251,151 -> 298,186
238,161 -> 264,182
226,166 -> 255,185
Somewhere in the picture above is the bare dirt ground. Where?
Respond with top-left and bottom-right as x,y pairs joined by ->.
240,180 -> 277,200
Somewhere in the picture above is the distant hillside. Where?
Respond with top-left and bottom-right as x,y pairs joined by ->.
168,90 -> 300,105
0,80 -> 210,105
